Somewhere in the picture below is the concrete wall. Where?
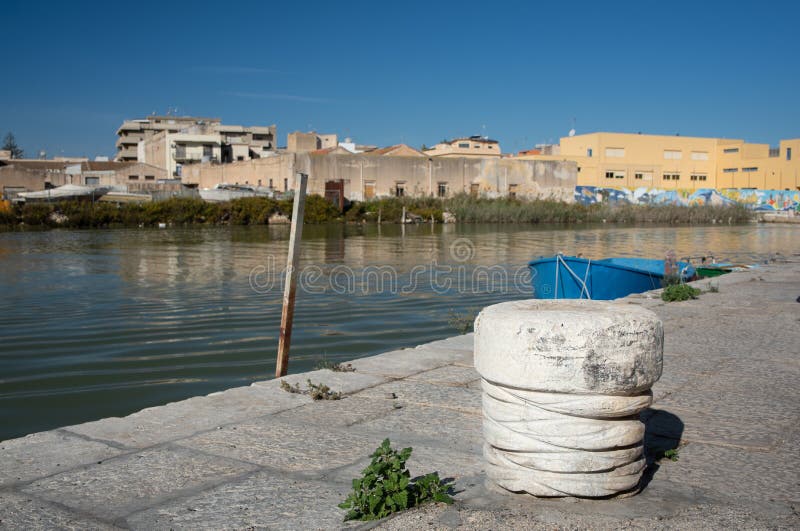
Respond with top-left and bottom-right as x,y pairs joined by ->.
182,153 -> 577,201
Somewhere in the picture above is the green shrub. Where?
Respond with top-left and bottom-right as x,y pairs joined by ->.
661,284 -> 701,302
303,194 -> 341,223
339,439 -> 452,521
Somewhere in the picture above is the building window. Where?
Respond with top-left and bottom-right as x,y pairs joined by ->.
691,151 -> 709,160
458,143 -> 469,148
605,171 -> 615,179
473,145 -> 480,149
395,182 -> 406,197
664,150 -> 682,160
663,173 -> 680,181
284,178 -> 288,191
605,170 -> 625,179
690,174 -> 707,181
787,147 -> 792,161
605,147 -> 625,158
203,145 -> 213,158
437,182 -> 448,198
634,172 -> 653,181
722,168 -> 738,173
145,175 -> 154,181
488,145 -> 494,149
128,175 -> 139,180
723,147 -> 739,154
269,179 -> 273,188
769,147 -> 780,157
85,177 -> 99,185
237,156 -> 244,161
508,184 -> 518,199
587,148 -> 593,157
742,167 -> 758,172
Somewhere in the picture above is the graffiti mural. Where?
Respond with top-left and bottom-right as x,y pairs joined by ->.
575,186 -> 800,211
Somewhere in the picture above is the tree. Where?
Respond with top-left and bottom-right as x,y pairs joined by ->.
2,133 -> 24,159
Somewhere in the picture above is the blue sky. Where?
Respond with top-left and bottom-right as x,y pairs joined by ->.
1,0 -> 798,158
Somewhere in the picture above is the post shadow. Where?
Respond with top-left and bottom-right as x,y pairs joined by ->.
639,408 -> 684,491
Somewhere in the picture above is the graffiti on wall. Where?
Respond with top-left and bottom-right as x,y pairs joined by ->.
575,186 -> 800,211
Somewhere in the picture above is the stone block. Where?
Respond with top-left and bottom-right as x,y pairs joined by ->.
21,445 -> 257,520
0,430 -> 122,487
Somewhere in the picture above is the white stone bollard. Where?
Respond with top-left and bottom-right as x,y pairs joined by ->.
474,299 -> 663,498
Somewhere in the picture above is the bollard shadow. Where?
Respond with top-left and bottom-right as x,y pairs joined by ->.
639,408 -> 684,491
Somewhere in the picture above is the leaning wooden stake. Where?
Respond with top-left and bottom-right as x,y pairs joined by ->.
276,173 -> 308,377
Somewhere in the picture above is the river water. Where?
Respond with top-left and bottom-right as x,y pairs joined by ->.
0,223 -> 796,441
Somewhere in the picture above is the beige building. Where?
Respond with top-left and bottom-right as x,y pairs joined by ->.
519,132 -> 800,191
180,150 -> 576,201
115,115 -> 277,163
286,131 -> 338,153
141,130 -> 222,178
0,160 -> 169,200
423,136 -> 502,158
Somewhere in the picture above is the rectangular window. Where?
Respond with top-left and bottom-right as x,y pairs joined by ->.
605,171 -> 615,179
664,150 -> 682,160
690,174 -> 707,181
145,175 -> 155,181
458,143 -> 469,148
128,175 -> 139,180
85,177 -> 99,185
395,182 -> 406,197
437,182 -> 448,198
605,147 -> 625,158
587,148 -> 593,157
634,171 -> 653,181
203,145 -> 213,158
508,184 -> 518,199
663,173 -> 680,181
606,171 -> 625,179
473,145 -> 480,149
722,168 -> 738,173
284,178 -> 288,191
691,151 -> 709,160
269,178 -> 273,188
787,147 -> 792,161
723,147 -> 739,154
742,167 -> 758,172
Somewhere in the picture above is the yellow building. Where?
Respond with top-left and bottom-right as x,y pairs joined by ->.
519,132 -> 799,191
423,136 -> 502,158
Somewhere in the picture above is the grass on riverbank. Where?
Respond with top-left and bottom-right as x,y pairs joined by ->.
0,194 -> 752,228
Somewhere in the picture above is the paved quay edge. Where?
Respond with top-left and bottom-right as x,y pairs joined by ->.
1,258 -> 799,529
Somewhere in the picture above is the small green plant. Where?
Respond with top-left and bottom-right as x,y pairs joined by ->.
280,379 -> 342,400
662,448 -> 679,461
314,357 -> 356,372
307,380 -> 341,400
339,439 -> 452,521
661,284 -> 701,302
447,308 -> 478,334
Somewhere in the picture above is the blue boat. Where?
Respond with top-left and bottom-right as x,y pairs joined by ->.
528,255 -> 696,300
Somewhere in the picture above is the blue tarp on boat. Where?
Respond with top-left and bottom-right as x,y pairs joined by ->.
528,255 -> 696,300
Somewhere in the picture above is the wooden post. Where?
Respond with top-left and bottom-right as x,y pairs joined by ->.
275,173 -> 308,377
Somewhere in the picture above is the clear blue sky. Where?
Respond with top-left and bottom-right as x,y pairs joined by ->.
1,0 -> 798,158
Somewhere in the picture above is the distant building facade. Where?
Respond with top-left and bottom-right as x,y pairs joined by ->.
0,160 -> 169,200
115,115 -> 277,165
286,131 -> 338,153
180,149 -> 576,201
423,136 -> 502,158
518,132 -> 800,191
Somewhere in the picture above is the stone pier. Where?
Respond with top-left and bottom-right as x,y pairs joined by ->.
1,259 -> 799,529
